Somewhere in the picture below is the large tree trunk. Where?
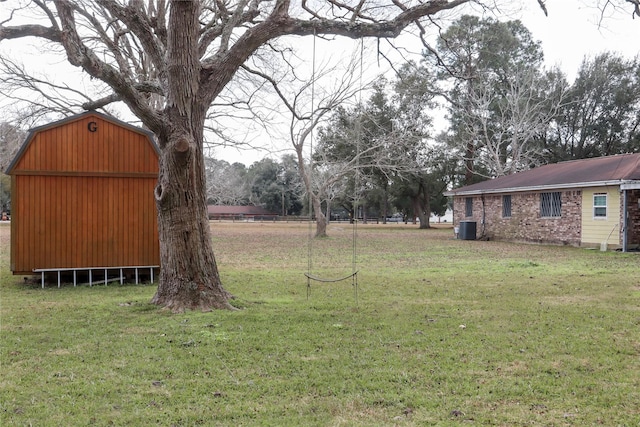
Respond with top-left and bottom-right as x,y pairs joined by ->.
294,140 -> 328,238
313,195 -> 328,238
150,1 -> 232,312
416,202 -> 430,229
151,128 -> 234,312
413,181 -> 431,229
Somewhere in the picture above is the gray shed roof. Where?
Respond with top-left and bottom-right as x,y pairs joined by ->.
445,153 -> 640,196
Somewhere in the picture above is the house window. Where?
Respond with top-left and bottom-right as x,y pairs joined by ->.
502,195 -> 512,218
593,193 -> 607,218
465,197 -> 473,217
540,192 -> 561,217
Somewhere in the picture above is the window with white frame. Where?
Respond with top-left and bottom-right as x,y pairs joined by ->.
502,195 -> 512,218
593,193 -> 607,218
540,192 -> 561,217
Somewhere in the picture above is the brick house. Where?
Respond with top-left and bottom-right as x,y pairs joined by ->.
444,154 -> 640,251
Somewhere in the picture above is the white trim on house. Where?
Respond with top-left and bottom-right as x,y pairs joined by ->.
445,180 -> 637,196
620,182 -> 640,190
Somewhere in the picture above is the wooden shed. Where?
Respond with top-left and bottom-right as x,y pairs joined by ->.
6,111 -> 160,284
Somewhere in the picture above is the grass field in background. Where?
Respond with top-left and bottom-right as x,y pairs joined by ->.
1,221 -> 639,426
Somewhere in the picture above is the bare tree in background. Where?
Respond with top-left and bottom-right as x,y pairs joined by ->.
262,48 -> 368,238
0,121 -> 25,171
204,158 -> 249,206
0,121 -> 24,212
458,66 -> 569,177
1,1 -> 574,311
265,53 -> 427,237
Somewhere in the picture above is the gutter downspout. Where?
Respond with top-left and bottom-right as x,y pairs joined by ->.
481,194 -> 486,239
622,189 -> 628,253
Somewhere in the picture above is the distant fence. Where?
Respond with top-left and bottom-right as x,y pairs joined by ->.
207,215 -> 453,227
207,215 -> 381,224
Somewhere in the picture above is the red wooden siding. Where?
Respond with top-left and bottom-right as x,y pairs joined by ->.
11,115 -> 157,175
9,112 -> 159,274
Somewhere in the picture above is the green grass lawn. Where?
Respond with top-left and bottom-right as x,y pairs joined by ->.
1,221 -> 639,426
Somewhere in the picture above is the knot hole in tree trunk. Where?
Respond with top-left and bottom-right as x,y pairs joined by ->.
155,183 -> 167,205
173,136 -> 192,164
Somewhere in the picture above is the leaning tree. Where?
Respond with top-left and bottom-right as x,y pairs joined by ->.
0,0 -> 583,311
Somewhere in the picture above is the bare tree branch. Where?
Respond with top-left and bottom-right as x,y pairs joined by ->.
457,66 -> 570,177
624,0 -> 640,17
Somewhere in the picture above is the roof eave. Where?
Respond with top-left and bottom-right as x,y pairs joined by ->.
445,180 -> 634,197
620,181 -> 640,190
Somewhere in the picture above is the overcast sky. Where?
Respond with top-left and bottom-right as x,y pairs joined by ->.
519,0 -> 639,82
221,0 -> 640,165
1,1 -> 638,166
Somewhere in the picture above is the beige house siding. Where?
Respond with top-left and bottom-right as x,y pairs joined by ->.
581,187 -> 621,248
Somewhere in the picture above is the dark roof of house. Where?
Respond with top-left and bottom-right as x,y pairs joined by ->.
446,153 -> 640,196
207,205 -> 278,216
